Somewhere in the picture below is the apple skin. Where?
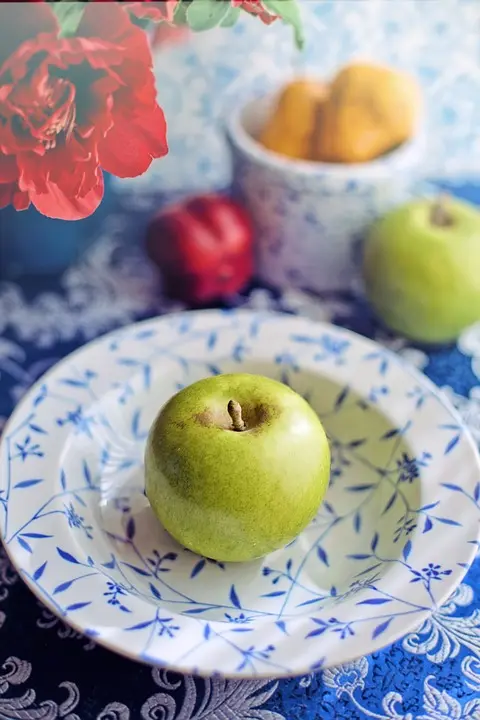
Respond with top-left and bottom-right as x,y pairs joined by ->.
362,197 -> 480,344
145,373 -> 331,562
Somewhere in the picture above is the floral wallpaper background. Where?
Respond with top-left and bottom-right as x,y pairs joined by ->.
116,0 -> 480,198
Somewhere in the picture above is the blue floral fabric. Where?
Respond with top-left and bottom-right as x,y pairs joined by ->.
0,179 -> 478,719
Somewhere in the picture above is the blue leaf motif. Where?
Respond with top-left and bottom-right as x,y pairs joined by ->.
125,620 -> 154,631
56,547 -> 81,564
435,517 -> 462,527
346,484 -> 375,492
21,533 -> 52,539
372,618 -> 392,639
357,598 -> 392,606
423,516 -> 433,533
126,517 -> 135,540
60,469 -> 67,491
382,493 -> 397,515
149,584 -> 162,600
371,533 -> 379,552
131,410 -> 141,438
306,627 -> 327,639
441,483 -> 463,492
123,563 -> 151,577
33,562 -> 47,581
229,585 -> 242,609
17,537 -> 32,553
191,559 -> 206,578
117,358 -> 141,367
54,580 -> 75,594
74,494 -> 87,508
348,553 -> 372,560
135,329 -> 156,340
204,624 -> 211,640
403,539 -> 412,561
261,591 -> 286,598
83,461 -> 93,487
474,482 -> 480,503
419,502 -> 439,511
276,621 -> 288,635
60,378 -> 87,388
29,423 -> 47,435
444,435 -> 460,455
14,479 -> 43,489
316,546 -> 329,566
297,597 -> 324,608
143,364 -> 151,390
381,428 -> 400,440
353,513 -> 361,533
207,332 -> 217,350
66,602 -> 91,612
348,438 -> 366,448
334,386 -> 349,410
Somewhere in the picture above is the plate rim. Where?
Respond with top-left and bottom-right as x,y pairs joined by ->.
1,308 -> 479,679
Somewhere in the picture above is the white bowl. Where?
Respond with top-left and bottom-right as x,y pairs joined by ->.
225,92 -> 426,293
1,310 -> 479,678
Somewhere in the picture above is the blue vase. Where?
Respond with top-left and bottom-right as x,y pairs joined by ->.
0,173 -> 114,279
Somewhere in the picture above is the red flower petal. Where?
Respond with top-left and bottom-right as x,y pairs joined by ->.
30,171 -> 104,221
0,154 -> 18,183
79,2 -> 153,68
0,3 -> 58,70
99,102 -> 168,178
0,181 -> 29,211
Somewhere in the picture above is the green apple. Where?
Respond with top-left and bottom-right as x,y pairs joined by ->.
362,195 -> 480,344
145,373 -> 331,562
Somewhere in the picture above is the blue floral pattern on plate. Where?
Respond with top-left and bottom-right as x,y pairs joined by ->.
0,310 -> 479,679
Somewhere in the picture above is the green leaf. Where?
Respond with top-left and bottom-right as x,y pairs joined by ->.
173,0 -> 190,26
186,0 -> 230,32
51,1 -> 86,38
220,5 -> 241,28
263,0 -> 305,50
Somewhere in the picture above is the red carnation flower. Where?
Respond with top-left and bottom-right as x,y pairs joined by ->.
0,2 -> 168,220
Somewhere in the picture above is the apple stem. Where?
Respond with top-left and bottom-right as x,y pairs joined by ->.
228,399 -> 246,432
430,194 -> 453,227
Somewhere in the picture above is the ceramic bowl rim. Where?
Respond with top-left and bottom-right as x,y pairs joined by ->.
224,90 -> 425,181
1,309 -> 478,679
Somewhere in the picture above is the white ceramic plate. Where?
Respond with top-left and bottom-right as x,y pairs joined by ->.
1,310 -> 479,678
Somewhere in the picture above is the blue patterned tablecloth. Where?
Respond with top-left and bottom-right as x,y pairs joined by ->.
0,179 -> 479,719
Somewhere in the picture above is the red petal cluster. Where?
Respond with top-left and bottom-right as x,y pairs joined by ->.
0,3 -> 168,220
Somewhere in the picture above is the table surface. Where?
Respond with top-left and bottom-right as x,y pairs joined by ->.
0,179 -> 479,720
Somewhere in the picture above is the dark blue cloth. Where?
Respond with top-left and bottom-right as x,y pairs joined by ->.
0,180 -> 478,719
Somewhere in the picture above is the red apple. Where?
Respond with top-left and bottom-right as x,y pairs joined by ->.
146,194 -> 254,305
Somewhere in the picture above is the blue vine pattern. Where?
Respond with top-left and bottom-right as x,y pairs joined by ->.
0,309 -> 478,679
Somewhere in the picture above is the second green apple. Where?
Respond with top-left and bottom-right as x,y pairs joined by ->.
363,196 -> 480,344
